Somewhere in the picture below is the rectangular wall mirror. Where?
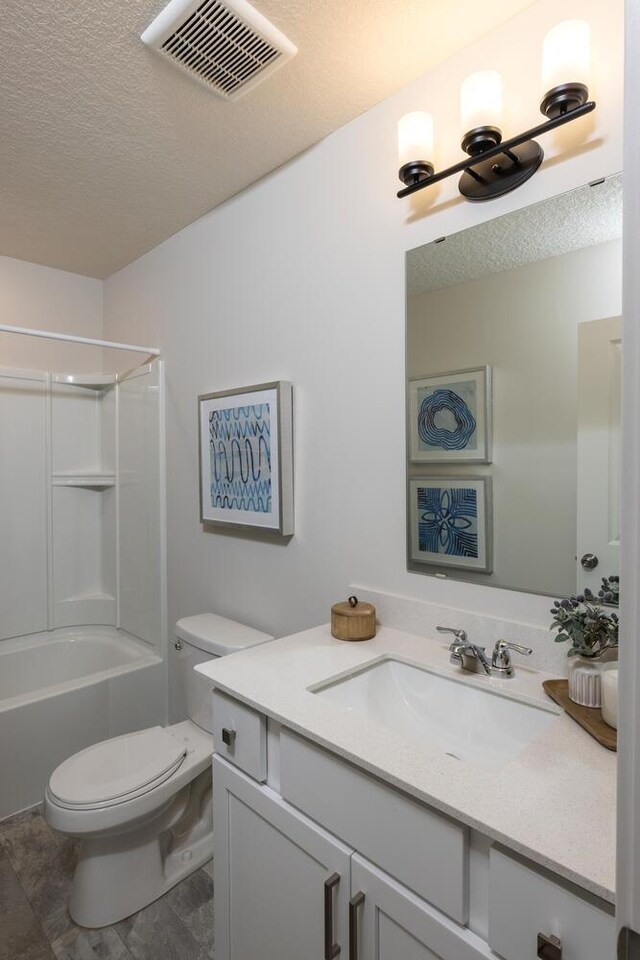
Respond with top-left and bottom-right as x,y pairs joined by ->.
405,174 -> 622,598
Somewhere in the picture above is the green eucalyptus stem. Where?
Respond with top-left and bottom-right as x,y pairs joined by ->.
550,577 -> 619,659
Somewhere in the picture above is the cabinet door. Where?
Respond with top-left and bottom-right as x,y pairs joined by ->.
351,855 -> 493,960
488,847 -> 615,960
213,755 -> 353,960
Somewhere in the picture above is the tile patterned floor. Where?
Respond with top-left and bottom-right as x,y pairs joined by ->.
0,806 -> 214,960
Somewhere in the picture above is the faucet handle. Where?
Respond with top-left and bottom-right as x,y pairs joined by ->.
492,639 -> 533,671
437,626 -> 467,644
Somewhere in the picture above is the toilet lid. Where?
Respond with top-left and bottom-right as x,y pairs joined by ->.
49,727 -> 188,807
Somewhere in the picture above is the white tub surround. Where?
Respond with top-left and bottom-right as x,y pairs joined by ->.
0,627 -> 163,820
0,360 -> 164,646
196,624 -> 616,904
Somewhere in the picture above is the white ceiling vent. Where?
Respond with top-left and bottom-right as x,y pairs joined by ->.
141,0 -> 297,100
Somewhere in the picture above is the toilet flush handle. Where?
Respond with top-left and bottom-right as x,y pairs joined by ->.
174,639 -> 183,651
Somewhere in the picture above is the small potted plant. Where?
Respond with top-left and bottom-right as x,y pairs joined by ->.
550,576 -> 619,707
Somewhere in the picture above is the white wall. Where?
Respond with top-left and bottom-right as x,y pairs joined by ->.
407,239 -> 622,596
102,0 -> 623,715
0,256 -> 102,372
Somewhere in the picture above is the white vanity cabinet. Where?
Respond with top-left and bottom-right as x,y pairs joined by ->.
213,756 -> 352,960
213,756 -> 493,960
211,693 -> 616,960
488,847 -> 615,960
351,855 -> 493,960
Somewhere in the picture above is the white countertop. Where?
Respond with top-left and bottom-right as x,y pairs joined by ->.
196,624 -> 616,903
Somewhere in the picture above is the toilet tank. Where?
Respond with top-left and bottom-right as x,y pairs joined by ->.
175,613 -> 273,733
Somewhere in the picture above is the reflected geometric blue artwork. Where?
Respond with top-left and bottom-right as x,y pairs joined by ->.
409,476 -> 491,572
209,403 -> 271,513
417,485 -> 478,558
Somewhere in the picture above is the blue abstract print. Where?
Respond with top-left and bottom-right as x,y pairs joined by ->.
417,486 -> 478,558
209,404 -> 271,513
418,388 -> 476,451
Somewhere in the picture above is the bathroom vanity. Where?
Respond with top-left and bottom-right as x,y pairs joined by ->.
197,625 -> 616,960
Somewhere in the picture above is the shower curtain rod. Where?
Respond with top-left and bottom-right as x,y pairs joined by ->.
0,324 -> 160,360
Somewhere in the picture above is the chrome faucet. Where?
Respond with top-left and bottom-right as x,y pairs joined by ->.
436,627 -> 533,678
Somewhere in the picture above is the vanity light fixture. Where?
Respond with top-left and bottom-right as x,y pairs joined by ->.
397,20 -> 594,202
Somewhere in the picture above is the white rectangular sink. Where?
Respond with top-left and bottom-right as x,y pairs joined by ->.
311,657 -> 559,770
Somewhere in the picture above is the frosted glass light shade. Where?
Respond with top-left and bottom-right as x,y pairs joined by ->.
460,71 -> 503,134
398,112 -> 434,166
542,20 -> 590,93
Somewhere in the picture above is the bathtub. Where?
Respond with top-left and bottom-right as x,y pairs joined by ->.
0,626 -> 165,820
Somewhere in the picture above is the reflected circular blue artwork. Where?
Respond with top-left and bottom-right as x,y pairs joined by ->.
417,388 -> 476,451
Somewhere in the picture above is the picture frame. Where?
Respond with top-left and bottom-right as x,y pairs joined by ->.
198,381 -> 294,535
408,477 -> 493,573
408,366 -> 492,463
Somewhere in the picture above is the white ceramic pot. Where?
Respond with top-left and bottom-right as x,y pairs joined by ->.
567,655 -> 604,707
601,667 -> 618,729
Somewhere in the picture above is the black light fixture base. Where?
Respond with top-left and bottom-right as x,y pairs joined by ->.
540,82 -> 589,120
458,139 -> 544,201
461,125 -> 503,157
398,160 -> 435,187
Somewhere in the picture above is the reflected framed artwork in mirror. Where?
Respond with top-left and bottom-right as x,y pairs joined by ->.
408,366 -> 492,463
405,174 -> 622,598
408,477 -> 492,573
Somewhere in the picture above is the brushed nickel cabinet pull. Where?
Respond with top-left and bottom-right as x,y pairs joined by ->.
324,873 -> 341,959
618,926 -> 640,958
349,891 -> 365,960
221,728 -> 236,747
537,933 -> 562,959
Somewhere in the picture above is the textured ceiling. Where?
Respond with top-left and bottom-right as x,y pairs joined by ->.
407,174 -> 623,296
0,0 -> 539,278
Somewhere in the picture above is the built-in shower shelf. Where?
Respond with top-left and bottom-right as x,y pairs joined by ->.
59,591 -> 116,603
54,592 -> 117,629
52,373 -> 117,391
52,472 -> 116,489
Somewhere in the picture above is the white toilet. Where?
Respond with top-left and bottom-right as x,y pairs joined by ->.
44,613 -> 272,928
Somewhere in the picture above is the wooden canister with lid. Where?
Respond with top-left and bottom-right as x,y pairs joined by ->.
330,595 -> 376,641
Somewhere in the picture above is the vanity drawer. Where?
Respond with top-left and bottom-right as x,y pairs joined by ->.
212,690 -> 266,783
280,729 -> 468,923
488,847 -> 615,960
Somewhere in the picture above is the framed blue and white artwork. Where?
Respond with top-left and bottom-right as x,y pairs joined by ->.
408,477 -> 492,572
198,381 -> 294,535
408,366 -> 492,463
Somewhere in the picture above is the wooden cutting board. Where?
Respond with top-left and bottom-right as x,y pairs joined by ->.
543,679 -> 617,751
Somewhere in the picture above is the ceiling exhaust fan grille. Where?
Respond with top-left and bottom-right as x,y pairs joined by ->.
142,0 -> 297,100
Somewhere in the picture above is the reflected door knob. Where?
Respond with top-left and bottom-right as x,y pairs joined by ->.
581,553 -> 599,570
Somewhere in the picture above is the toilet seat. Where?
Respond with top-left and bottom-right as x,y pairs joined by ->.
48,727 -> 187,810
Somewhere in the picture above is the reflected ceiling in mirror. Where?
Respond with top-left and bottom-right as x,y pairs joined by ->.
406,175 -> 622,599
